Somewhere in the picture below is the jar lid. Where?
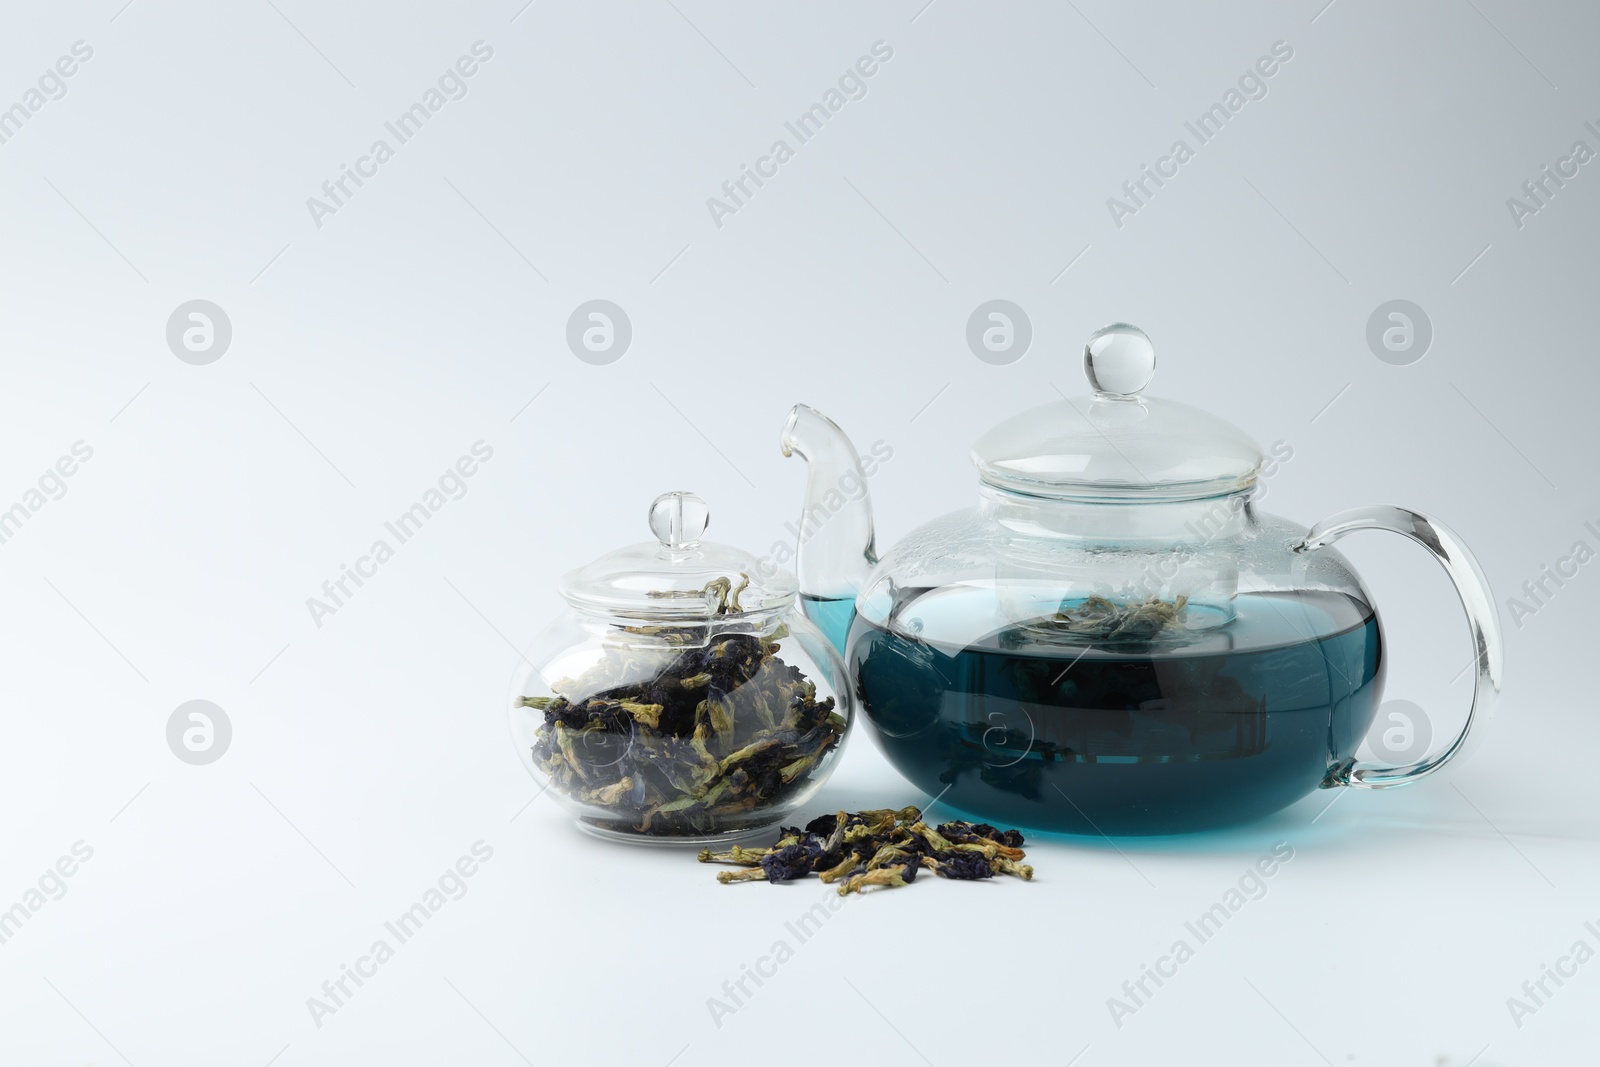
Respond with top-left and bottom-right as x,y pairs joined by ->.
559,491 -> 796,618
970,323 -> 1264,503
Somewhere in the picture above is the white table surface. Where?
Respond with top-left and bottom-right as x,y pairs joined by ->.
2,2 -> 1596,1064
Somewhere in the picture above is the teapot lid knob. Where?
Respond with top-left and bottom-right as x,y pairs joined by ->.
1084,323 -> 1156,397
648,490 -> 710,549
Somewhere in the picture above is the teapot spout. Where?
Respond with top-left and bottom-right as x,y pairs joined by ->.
780,404 -> 879,651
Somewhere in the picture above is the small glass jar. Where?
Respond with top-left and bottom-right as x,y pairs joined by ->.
508,491 -> 853,844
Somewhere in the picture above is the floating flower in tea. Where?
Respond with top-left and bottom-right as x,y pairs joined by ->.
1005,594 -> 1191,648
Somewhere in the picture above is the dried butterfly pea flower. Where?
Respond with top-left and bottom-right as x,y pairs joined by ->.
991,857 -> 1034,880
920,852 -> 994,880
949,822 -> 1026,850
524,579 -> 844,838
760,842 -> 822,883
839,863 -> 918,895
700,807 -> 1034,895
817,850 -> 867,884
697,844 -> 773,866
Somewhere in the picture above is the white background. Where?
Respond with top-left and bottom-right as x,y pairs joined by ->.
0,1 -> 1596,1064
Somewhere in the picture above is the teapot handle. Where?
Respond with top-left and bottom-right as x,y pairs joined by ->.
1295,505 -> 1502,789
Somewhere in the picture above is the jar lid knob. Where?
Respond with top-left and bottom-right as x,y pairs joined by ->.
1084,322 -> 1156,397
648,491 -> 710,549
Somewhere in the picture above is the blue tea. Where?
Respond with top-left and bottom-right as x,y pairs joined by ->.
844,590 -> 1384,836
800,592 -> 860,654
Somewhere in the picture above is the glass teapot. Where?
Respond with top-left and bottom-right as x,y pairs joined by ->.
779,324 -> 1501,835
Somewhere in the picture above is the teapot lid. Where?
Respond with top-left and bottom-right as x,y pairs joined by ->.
970,323 -> 1264,503
560,491 -> 796,617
